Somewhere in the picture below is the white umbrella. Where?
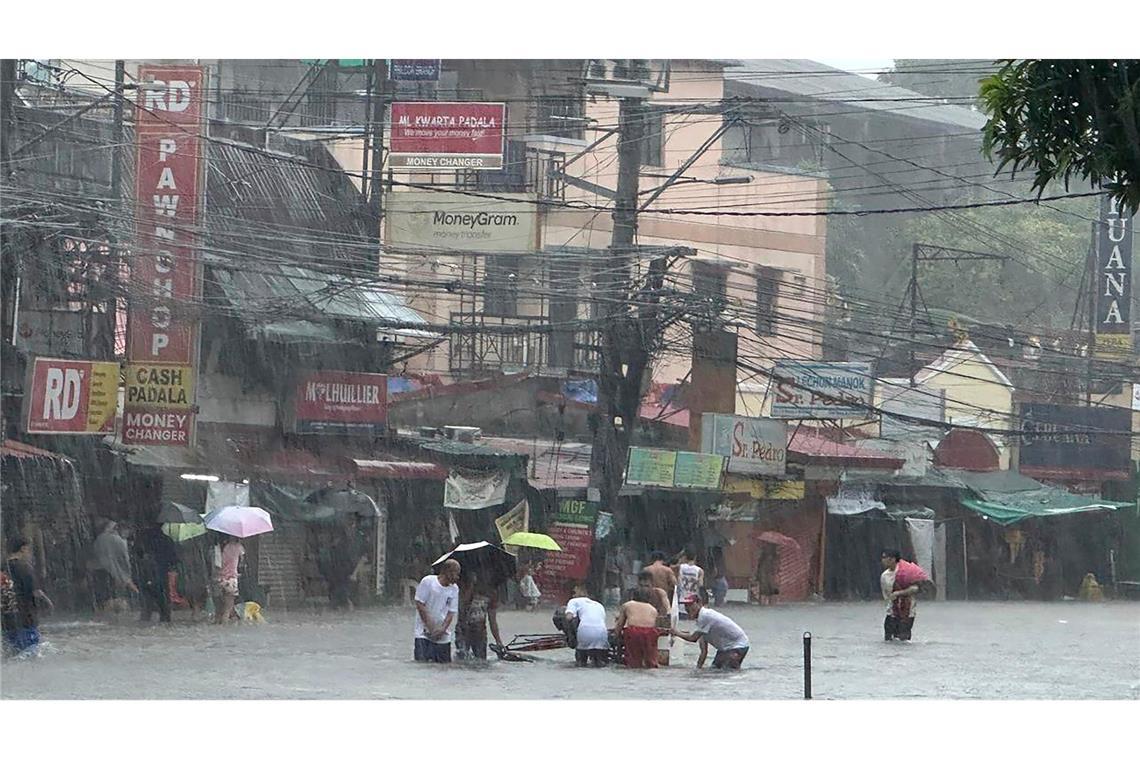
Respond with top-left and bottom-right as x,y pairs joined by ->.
204,506 -> 274,538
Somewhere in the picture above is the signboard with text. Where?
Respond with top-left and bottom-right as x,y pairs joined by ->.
625,448 -> 677,487
290,371 -> 388,435
700,413 -> 787,476
1019,403 -> 1131,480
23,358 -> 118,435
385,191 -> 537,252
770,361 -> 873,419
124,64 -> 206,447
390,60 -> 441,82
673,451 -> 726,489
1094,194 -> 1134,358
389,102 -> 506,170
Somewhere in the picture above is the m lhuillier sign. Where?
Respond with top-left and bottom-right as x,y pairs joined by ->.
291,371 -> 388,435
389,102 -> 506,170
1095,194 -> 1134,358
123,65 -> 206,447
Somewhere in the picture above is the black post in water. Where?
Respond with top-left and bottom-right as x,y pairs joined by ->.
803,632 -> 812,700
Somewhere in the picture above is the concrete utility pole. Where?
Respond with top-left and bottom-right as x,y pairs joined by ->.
1,59 -> 17,346
368,58 -> 388,268
588,94 -> 647,525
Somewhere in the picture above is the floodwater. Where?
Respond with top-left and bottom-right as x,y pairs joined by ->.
2,601 -> 1137,699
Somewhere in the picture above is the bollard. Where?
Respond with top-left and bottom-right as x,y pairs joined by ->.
803,632 -> 812,700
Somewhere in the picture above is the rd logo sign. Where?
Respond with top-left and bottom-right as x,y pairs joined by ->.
24,358 -> 119,435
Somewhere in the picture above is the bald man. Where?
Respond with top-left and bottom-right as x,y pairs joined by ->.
414,558 -> 461,663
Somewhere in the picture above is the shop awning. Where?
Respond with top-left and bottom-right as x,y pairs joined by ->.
960,495 -> 1128,525
351,459 -> 448,480
1,439 -> 70,461
956,469 -> 1130,525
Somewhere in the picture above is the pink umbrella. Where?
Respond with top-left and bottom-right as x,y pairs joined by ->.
204,506 -> 274,538
894,559 -> 930,588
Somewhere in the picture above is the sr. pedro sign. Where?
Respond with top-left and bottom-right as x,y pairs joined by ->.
290,371 -> 388,436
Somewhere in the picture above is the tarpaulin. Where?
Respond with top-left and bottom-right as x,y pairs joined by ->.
207,481 -> 249,510
905,518 -> 935,582
444,469 -> 509,510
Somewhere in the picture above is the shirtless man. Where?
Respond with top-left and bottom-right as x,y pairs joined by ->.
613,589 -> 661,669
637,570 -> 672,666
643,551 -> 677,602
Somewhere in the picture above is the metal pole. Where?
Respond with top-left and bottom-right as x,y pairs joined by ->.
368,58 -> 387,268
803,632 -> 812,699
961,521 -> 969,601
909,243 -> 918,387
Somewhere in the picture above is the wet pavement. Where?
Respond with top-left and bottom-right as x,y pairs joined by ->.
2,601 -> 1137,699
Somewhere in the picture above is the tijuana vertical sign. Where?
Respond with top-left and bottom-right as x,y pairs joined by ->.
1095,194 -> 1134,358
123,65 -> 206,446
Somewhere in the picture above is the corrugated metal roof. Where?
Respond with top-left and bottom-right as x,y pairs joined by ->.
726,59 -> 987,131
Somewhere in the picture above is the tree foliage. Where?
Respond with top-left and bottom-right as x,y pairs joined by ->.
981,60 -> 1140,213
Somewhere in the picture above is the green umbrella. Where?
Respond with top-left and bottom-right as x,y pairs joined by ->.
503,532 -> 562,551
163,522 -> 207,542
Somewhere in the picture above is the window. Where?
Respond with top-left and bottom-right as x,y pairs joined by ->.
640,108 -> 665,167
692,261 -> 728,325
535,95 -> 587,141
756,267 -> 781,337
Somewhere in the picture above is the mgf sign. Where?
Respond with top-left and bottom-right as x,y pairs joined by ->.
1095,194 -> 1133,358
770,361 -> 874,419
124,64 -> 206,447
23,358 -> 118,435
290,371 -> 388,435
389,102 -> 506,170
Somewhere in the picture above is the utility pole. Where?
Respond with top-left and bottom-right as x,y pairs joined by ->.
1086,220 -> 1098,407
1,59 -> 18,349
368,58 -> 388,270
588,94 -> 646,522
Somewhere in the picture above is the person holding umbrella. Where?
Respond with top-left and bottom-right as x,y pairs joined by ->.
456,570 -> 503,661
880,549 -> 928,642
214,535 -> 244,624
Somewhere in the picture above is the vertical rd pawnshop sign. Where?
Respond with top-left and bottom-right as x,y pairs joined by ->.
1095,194 -> 1134,359
123,65 -> 206,447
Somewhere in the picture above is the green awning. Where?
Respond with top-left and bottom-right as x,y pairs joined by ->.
960,495 -> 1129,526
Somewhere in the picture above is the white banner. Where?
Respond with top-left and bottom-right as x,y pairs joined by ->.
699,413 -> 787,476
906,517 -> 935,581
207,481 -> 249,510
444,470 -> 509,510
770,361 -> 873,419
386,191 -> 537,253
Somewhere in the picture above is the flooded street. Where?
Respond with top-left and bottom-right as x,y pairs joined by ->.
3,601 -> 1137,699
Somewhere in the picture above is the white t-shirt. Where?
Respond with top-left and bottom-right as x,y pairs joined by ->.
414,575 -> 460,643
881,568 -> 917,617
565,596 -> 609,650
694,607 -> 749,652
678,563 -> 702,599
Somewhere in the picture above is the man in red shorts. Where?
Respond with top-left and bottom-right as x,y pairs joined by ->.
613,588 -> 660,668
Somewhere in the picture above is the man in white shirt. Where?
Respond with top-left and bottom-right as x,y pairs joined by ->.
564,584 -> 610,667
880,549 -> 918,641
672,548 -> 704,620
413,559 -> 461,663
672,595 -> 750,669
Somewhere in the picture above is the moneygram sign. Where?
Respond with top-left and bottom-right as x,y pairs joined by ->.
24,358 -> 118,435
291,371 -> 388,436
389,102 -> 506,170
124,64 -> 206,447
385,191 -> 537,253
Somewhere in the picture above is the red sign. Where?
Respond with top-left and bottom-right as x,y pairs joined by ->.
121,409 -> 194,446
291,371 -> 388,435
534,523 -> 594,604
125,65 -> 205,447
23,358 -> 119,435
389,102 -> 506,170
